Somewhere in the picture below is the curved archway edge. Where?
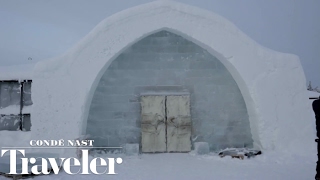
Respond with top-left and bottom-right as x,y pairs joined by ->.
81,27 -> 262,150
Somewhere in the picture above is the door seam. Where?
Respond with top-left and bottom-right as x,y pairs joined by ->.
165,96 -> 168,152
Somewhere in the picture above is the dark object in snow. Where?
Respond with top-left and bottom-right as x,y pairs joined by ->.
309,95 -> 320,100
218,148 -> 262,160
312,98 -> 320,179
244,150 -> 262,158
313,97 -> 320,116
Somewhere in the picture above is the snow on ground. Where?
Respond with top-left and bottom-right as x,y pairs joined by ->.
0,152 -> 316,180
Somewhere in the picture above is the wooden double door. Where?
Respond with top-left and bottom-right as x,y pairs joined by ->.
141,95 -> 191,153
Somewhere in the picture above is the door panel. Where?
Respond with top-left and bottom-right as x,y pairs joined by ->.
141,96 -> 166,152
166,95 -> 191,152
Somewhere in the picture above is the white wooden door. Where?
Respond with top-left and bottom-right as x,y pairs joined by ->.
166,95 -> 191,152
141,96 -> 166,152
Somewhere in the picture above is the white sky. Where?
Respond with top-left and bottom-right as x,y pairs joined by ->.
0,0 -> 319,86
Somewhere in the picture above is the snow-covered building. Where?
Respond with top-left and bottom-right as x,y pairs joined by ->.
0,1 -> 316,155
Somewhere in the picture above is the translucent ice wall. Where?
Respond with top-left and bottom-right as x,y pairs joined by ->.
86,31 -> 253,151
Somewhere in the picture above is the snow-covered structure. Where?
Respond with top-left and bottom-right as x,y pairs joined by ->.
1,1 -> 315,155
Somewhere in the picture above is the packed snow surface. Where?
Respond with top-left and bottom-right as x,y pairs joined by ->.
0,153 -> 316,180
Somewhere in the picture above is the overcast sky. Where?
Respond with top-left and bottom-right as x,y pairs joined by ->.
0,0 -> 319,86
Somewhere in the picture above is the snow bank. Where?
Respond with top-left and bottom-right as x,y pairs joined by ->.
23,0 -> 315,156
17,153 -> 317,180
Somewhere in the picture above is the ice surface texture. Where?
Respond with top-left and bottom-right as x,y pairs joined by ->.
0,82 -> 20,108
194,142 -> 210,155
0,81 -> 32,131
124,143 -> 140,156
86,31 -> 253,151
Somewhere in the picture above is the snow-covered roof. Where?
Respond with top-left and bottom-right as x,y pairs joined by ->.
0,64 -> 34,81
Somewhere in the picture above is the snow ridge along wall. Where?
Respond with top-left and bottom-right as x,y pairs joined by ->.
27,1 -> 315,155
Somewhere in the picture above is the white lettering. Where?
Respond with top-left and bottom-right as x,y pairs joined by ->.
30,140 -> 36,146
58,139 -> 64,146
88,140 -> 94,146
1,148 -> 123,175
1,150 -> 25,174
90,158 -> 108,175
63,158 -> 81,174
30,157 -> 42,175
48,158 -> 65,174
81,150 -> 89,174
36,140 -> 43,146
21,158 -> 29,174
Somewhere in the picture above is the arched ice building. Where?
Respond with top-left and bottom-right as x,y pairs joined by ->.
86,30 -> 252,151
26,1 -> 315,154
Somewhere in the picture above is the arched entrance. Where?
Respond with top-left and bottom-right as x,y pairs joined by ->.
85,30 -> 253,151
